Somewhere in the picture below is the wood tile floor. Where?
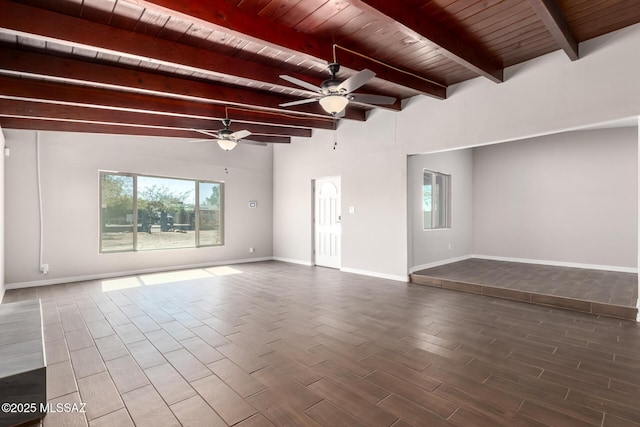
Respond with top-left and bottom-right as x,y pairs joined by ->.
5,261 -> 640,427
413,258 -> 638,307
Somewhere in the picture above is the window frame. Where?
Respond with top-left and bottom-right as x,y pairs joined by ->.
99,171 -> 224,253
196,180 -> 225,248
422,169 -> 451,230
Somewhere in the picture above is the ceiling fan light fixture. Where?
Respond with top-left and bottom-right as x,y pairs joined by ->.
319,95 -> 349,115
216,139 -> 237,151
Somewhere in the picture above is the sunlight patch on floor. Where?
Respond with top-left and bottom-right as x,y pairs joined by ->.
100,266 -> 245,292
139,269 -> 213,285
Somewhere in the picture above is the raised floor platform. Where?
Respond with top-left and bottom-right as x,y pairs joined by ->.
411,258 -> 638,320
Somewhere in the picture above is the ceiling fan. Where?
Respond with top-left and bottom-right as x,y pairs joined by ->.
279,62 -> 396,116
191,119 -> 266,151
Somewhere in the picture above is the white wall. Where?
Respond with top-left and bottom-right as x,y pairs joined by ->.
408,150 -> 473,271
273,115 -> 408,281
472,127 -> 638,270
398,23 -> 640,155
4,130 -> 273,287
4,25 -> 640,287
274,23 -> 640,280
273,129 -> 338,266
0,127 -> 5,302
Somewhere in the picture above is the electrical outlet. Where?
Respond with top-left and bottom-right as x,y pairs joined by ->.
40,264 -> 49,274
249,247 -> 254,253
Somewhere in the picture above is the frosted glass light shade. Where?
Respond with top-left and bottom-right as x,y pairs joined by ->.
319,95 -> 349,115
217,139 -> 237,151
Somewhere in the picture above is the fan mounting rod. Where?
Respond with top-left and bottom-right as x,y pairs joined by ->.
328,62 -> 340,78
321,63 -> 346,95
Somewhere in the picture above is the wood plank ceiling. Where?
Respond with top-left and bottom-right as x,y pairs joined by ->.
0,0 -> 639,145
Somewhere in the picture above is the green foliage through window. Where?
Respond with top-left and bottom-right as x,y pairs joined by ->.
100,172 -> 223,252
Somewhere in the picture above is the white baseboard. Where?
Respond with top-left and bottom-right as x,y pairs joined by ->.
4,257 -> 273,290
271,257 -> 313,267
471,254 -> 638,274
409,255 -> 473,274
12,253 -> 628,292
272,258 -> 409,282
340,267 -> 409,282
6,257 -> 407,290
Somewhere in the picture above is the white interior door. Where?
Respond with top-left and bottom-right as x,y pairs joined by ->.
314,177 -> 341,268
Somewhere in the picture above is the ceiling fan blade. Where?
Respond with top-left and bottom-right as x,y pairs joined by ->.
337,69 -> 375,94
280,75 -> 322,92
279,98 -> 319,107
191,128 -> 219,138
230,130 -> 251,140
241,140 -> 268,146
187,139 -> 215,143
349,93 -> 397,105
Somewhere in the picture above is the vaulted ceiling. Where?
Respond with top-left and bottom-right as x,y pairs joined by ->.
1,0 -> 639,145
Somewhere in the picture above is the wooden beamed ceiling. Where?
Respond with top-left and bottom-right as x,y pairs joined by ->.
342,0 -> 504,83
124,0 -> 448,97
0,48 -> 363,123
0,0 -> 639,143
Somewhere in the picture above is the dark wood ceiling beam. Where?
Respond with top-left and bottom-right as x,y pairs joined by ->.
0,47 -> 366,122
0,99 -> 320,137
0,75 -> 321,134
0,1 -> 282,87
0,117 -> 291,143
124,0 -> 446,98
343,0 -> 504,83
0,1 -> 383,116
0,2 -> 398,113
527,0 -> 579,60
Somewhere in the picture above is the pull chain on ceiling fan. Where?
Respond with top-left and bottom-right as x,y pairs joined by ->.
279,62 -> 396,116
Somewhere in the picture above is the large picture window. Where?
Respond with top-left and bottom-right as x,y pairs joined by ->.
423,169 -> 450,229
100,172 -> 223,253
